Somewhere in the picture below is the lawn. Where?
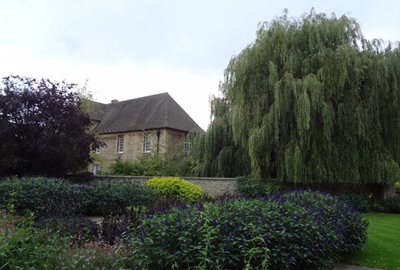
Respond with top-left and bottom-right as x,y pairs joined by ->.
345,213 -> 400,270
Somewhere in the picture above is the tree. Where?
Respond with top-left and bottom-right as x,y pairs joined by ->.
196,10 -> 400,185
0,75 -> 102,176
190,95 -> 250,177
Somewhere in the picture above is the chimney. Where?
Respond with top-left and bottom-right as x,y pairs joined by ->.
111,99 -> 119,104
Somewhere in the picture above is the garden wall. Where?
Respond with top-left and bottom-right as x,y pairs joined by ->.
94,175 -> 237,197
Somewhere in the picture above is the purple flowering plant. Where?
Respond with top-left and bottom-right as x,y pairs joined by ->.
125,190 -> 368,269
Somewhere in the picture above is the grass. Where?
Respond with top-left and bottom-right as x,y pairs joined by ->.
345,212 -> 400,270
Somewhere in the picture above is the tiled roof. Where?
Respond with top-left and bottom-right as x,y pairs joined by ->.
87,101 -> 106,122
88,92 -> 202,134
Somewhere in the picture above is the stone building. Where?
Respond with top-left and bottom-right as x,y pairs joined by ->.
88,92 -> 202,174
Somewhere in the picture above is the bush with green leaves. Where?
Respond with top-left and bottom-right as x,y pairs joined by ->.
86,180 -> 158,215
35,216 -> 100,246
338,193 -> 370,213
0,177 -> 158,216
109,153 -> 195,176
0,212 -> 127,269
0,177 -> 89,217
126,191 -> 367,269
383,195 -> 400,213
0,214 -> 71,269
146,177 -> 204,202
395,182 -> 400,193
109,159 -> 145,175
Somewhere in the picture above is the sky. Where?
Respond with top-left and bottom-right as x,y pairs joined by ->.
0,0 -> 399,129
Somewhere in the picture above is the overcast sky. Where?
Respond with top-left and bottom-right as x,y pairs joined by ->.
0,0 -> 399,129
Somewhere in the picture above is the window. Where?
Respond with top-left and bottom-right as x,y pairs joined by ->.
117,135 -> 124,154
92,164 -> 100,175
143,133 -> 152,153
184,137 -> 192,154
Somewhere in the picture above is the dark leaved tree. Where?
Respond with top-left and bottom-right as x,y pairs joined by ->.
0,75 -> 102,176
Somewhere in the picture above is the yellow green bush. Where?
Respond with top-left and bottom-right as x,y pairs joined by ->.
145,177 -> 204,202
395,181 -> 400,193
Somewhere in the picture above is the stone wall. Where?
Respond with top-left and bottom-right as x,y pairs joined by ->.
95,175 -> 237,197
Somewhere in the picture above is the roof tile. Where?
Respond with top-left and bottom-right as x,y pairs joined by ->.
88,92 -> 202,133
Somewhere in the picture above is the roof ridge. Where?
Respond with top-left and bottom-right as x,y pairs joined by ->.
105,92 -> 169,105
89,100 -> 106,106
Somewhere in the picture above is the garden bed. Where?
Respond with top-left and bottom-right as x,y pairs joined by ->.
0,177 -> 370,269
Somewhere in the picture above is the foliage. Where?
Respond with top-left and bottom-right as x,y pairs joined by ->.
383,195 -> 400,213
0,212 -> 127,269
86,180 -> 157,215
35,216 -> 100,246
236,176 -> 284,196
345,213 -> 400,269
109,152 -> 195,176
126,191 -> 367,269
0,177 -> 157,216
0,75 -> 102,176
194,10 -> 400,184
395,181 -> 400,193
339,193 -> 370,213
146,177 -> 204,203
190,97 -> 251,177
0,177 -> 89,217
100,207 -> 145,245
0,213 -> 71,269
109,159 -> 144,175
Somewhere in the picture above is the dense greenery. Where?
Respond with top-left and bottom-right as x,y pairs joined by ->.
109,153 -> 194,176
383,195 -> 400,213
1,176 -> 372,269
86,180 -> 157,215
0,76 -> 102,176
0,177 -> 87,216
338,193 -> 370,213
146,177 -> 204,202
190,98 -> 251,177
192,10 -> 400,184
0,177 -> 157,216
35,216 -> 100,246
126,191 -> 367,269
395,181 -> 400,193
0,212 -> 127,269
345,213 -> 400,270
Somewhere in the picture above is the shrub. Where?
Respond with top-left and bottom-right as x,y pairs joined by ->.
35,216 -> 100,246
126,191 -> 367,269
109,153 -> 195,177
395,181 -> 400,193
338,193 -> 370,212
0,177 -> 89,217
109,159 -> 145,176
0,212 -> 127,269
0,177 -> 158,216
0,213 -> 70,269
383,195 -> 400,213
146,177 -> 204,202
85,180 -> 158,215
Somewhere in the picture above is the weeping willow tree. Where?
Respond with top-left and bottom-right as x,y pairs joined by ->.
190,95 -> 250,177
217,9 -> 400,185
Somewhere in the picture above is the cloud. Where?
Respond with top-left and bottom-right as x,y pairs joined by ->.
0,46 -> 219,129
